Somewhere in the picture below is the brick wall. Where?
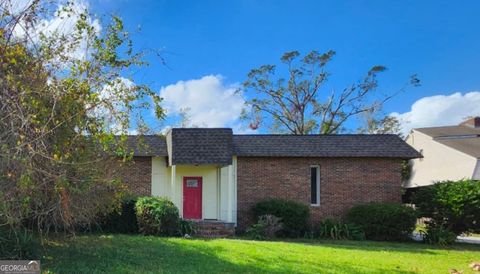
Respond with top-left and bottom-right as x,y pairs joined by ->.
115,156 -> 152,196
236,157 -> 403,230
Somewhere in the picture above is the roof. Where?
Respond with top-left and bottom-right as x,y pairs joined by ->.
436,138 -> 480,158
232,134 -> 421,159
124,130 -> 421,160
170,128 -> 233,165
124,135 -> 168,156
415,126 -> 480,138
414,125 -> 480,158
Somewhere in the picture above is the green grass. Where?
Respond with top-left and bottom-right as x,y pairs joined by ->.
42,234 -> 480,274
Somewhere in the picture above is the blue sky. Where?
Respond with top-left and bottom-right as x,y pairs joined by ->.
88,0 -> 480,133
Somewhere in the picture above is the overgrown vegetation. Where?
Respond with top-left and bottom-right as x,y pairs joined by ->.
251,199 -> 309,237
346,203 -> 417,241
100,198 -> 139,234
413,180 -> 480,245
135,197 -> 180,236
0,0 -> 163,258
0,227 -> 39,260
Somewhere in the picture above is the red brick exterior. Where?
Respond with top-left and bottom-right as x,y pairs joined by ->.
116,156 -> 152,196
236,157 -> 403,230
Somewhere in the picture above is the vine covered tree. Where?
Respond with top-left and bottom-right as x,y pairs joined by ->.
0,0 -> 163,253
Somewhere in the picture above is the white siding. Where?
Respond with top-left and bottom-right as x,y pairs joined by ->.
151,157 -> 168,197
219,156 -> 237,223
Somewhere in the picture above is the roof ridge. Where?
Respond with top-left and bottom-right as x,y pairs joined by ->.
233,134 -> 399,137
122,134 -> 162,137
171,127 -> 233,130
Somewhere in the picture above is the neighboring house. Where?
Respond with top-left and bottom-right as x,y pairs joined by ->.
118,128 -> 420,231
405,117 -> 480,188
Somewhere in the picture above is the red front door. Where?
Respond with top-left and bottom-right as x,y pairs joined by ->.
183,177 -> 202,219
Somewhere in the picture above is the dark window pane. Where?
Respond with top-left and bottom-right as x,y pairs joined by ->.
311,167 -> 317,204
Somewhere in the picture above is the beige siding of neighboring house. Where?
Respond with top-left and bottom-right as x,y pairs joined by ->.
405,130 -> 478,188
150,157 -> 236,223
473,161 -> 480,180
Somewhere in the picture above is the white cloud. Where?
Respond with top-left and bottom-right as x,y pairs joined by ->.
12,0 -> 101,60
160,75 -> 246,129
391,91 -> 480,136
2,0 -> 35,16
89,77 -> 135,133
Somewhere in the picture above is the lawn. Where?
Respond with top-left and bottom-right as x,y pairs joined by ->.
42,234 -> 480,274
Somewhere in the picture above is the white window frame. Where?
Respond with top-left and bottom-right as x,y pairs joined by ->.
310,165 -> 320,206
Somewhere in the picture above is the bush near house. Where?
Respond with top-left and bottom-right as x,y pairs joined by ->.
251,199 -> 309,237
135,197 -> 180,236
313,218 -> 366,241
412,180 -> 480,244
179,220 -> 197,236
246,214 -> 283,240
346,203 -> 417,241
422,226 -> 457,246
101,198 -> 139,234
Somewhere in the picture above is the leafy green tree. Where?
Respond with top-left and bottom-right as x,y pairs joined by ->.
0,0 -> 163,242
242,50 -> 419,134
413,180 -> 480,236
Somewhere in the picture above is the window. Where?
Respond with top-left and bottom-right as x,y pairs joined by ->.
186,179 -> 198,188
310,166 -> 320,206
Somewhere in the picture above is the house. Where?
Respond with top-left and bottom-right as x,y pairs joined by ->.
118,128 -> 420,231
405,117 -> 480,188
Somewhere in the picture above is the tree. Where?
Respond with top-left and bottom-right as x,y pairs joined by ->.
357,110 -> 404,137
0,0 -> 163,247
242,50 -> 419,134
412,180 -> 480,244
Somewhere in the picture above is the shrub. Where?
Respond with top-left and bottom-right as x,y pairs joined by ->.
412,180 -> 480,236
252,199 -> 309,237
0,227 -> 39,259
246,214 -> 283,240
346,203 -> 417,241
135,197 -> 180,236
422,224 -> 457,246
101,198 -> 139,234
315,218 -> 365,240
179,220 -> 197,236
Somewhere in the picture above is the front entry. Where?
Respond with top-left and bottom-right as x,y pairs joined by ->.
183,177 -> 202,219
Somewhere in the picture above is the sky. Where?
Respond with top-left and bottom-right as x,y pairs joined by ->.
32,0 -> 480,134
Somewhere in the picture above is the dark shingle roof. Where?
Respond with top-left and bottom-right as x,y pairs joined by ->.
232,134 -> 421,159
125,135 -> 167,156
124,131 -> 421,160
171,128 -> 233,165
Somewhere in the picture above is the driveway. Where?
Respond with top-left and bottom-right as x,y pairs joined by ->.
412,232 -> 480,244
